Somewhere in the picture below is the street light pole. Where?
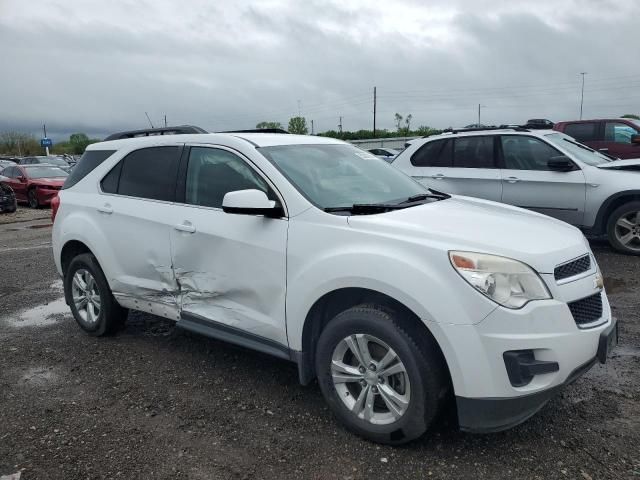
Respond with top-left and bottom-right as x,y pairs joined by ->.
43,124 -> 49,156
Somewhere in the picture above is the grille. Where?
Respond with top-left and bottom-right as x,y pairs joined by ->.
554,255 -> 591,281
568,293 -> 603,327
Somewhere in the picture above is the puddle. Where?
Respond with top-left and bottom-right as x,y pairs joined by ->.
5,297 -> 70,327
20,367 -> 59,386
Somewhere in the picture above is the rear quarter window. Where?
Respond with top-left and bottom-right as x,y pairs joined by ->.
63,150 -> 116,189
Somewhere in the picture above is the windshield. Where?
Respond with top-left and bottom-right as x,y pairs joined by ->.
259,144 -> 429,210
26,166 -> 69,179
544,133 -> 611,166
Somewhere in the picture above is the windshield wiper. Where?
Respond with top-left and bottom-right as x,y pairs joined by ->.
324,203 -> 412,214
401,190 -> 450,203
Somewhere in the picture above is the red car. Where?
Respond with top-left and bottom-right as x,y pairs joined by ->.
0,164 -> 67,208
553,118 -> 640,159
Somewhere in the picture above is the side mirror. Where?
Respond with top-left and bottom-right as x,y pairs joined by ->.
17,175 -> 26,182
547,156 -> 575,172
631,134 -> 640,145
222,189 -> 283,217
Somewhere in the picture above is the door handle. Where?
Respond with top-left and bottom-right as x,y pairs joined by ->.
174,221 -> 196,234
505,176 -> 519,184
97,204 -> 113,214
431,173 -> 445,179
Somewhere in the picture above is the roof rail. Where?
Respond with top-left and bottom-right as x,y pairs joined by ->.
218,128 -> 290,134
104,125 -> 208,141
439,125 -> 530,135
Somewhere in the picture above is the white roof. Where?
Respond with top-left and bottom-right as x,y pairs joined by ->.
89,133 -> 346,151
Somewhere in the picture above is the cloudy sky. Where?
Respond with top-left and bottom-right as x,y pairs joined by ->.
1,0 -> 639,140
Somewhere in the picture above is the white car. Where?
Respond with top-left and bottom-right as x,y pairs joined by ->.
52,131 -> 617,444
393,127 -> 640,254
368,147 -> 401,162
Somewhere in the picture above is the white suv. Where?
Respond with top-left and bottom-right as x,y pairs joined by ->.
393,128 -> 640,254
52,131 -> 617,444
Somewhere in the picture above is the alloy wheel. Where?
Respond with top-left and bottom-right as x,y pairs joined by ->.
71,269 -> 102,325
331,334 -> 411,425
614,211 -> 640,252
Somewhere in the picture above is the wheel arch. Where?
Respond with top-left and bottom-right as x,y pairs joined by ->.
589,190 -> 640,235
296,287 -> 453,391
60,239 -> 95,276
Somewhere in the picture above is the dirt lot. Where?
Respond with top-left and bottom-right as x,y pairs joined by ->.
0,211 -> 638,480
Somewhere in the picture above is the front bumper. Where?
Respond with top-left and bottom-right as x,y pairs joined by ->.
36,188 -> 60,205
456,317 -> 618,433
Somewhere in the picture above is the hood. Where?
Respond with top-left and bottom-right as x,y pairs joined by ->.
31,178 -> 66,186
596,158 -> 640,171
347,196 -> 588,274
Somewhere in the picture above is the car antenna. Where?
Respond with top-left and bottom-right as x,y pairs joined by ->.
144,112 -> 155,129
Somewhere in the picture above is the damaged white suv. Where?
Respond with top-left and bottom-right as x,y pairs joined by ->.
52,130 -> 617,444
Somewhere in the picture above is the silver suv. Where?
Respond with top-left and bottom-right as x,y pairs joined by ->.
393,128 -> 640,254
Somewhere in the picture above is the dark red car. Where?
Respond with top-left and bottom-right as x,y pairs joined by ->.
0,164 -> 67,208
554,118 -> 640,159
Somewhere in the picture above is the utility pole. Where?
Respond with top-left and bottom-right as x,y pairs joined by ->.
477,104 -> 487,126
311,119 -> 314,135
580,72 -> 587,120
338,116 -> 343,134
373,86 -> 377,138
164,114 -> 167,127
297,100 -> 302,117
43,124 -> 49,156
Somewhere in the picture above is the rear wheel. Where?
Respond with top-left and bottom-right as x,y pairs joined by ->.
27,189 -> 39,209
607,201 -> 640,255
64,253 -> 127,336
315,305 -> 445,444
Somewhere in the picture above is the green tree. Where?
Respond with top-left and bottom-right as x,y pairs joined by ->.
288,117 -> 308,135
256,121 -> 283,130
621,114 -> 640,120
69,133 -> 91,154
394,113 -> 403,131
0,131 -> 40,155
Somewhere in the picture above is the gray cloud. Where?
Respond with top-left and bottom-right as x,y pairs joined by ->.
0,0 -> 638,142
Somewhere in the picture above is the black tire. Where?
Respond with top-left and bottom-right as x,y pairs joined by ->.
315,305 -> 445,444
27,189 -> 39,209
63,253 -> 128,336
606,201 -> 640,255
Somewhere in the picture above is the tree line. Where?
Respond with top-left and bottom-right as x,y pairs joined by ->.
257,113 -> 441,140
0,132 -> 101,156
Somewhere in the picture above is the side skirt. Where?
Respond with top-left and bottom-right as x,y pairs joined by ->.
177,311 -> 294,363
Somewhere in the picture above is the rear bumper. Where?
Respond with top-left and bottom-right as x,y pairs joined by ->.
456,317 -> 618,433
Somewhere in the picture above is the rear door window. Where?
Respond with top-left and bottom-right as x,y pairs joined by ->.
453,136 -> 495,168
563,123 -> 598,142
411,139 -> 452,167
101,146 -> 181,201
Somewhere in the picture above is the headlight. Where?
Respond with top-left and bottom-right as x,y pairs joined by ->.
449,251 -> 551,309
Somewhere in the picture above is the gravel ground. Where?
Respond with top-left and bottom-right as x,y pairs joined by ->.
0,221 -> 638,480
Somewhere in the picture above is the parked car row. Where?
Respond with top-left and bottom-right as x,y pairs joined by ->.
553,118 -> 640,159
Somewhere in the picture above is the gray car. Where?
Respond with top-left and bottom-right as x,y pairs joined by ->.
393,127 -> 640,254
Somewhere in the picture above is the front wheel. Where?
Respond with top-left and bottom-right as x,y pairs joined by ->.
607,201 -> 640,255
27,189 -> 39,209
315,305 -> 445,444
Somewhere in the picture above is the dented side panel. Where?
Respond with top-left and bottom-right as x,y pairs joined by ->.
170,206 -> 289,346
